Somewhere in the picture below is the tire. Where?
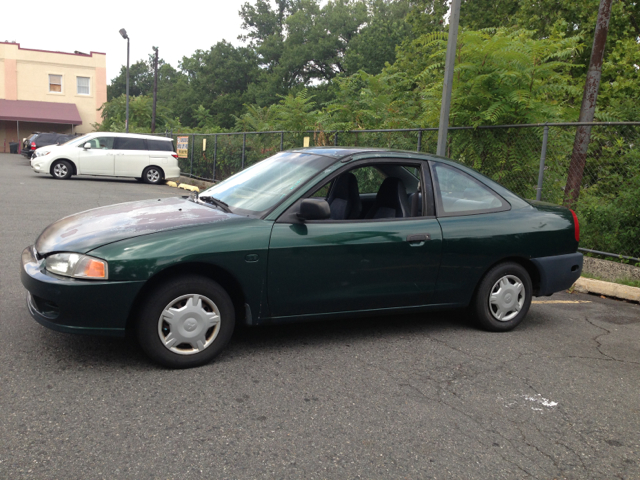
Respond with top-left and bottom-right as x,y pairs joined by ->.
51,160 -> 73,180
136,275 -> 235,368
472,262 -> 532,332
142,166 -> 163,184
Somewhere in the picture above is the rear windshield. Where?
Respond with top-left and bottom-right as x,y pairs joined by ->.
147,139 -> 173,151
37,134 -> 58,144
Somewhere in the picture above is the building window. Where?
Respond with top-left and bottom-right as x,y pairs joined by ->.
49,74 -> 62,93
77,76 -> 90,95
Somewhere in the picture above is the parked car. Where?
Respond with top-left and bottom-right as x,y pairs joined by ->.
21,147 -> 583,368
22,132 -> 77,158
30,132 -> 179,184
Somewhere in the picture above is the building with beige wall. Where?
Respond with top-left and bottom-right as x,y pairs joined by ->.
0,42 -> 106,152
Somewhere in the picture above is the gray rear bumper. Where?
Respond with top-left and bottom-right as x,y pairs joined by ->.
532,252 -> 583,296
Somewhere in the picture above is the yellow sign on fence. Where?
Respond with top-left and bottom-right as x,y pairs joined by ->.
177,136 -> 189,158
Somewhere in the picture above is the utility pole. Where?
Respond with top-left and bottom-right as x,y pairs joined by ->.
563,0 -> 612,208
151,47 -> 159,133
119,29 -> 130,133
436,0 -> 461,157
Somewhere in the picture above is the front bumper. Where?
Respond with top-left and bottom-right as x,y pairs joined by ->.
532,252 -> 583,296
21,246 -> 146,336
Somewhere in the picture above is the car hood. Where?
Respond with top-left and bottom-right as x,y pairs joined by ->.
35,197 -> 237,255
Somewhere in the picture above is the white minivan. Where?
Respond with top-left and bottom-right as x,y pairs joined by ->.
30,132 -> 180,184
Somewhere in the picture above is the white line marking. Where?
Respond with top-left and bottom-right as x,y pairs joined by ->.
532,300 -> 592,304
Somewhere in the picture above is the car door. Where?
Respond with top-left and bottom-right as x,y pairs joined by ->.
114,137 -> 150,177
267,159 -> 443,318
429,161 -> 513,305
77,136 -> 115,175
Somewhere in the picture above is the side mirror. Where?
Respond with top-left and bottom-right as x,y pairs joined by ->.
297,199 -> 330,221
83,142 -> 92,149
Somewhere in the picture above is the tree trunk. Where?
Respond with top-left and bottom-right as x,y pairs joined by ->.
563,0 -> 612,208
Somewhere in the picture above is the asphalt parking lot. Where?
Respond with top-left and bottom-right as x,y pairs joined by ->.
1,152 -> 639,479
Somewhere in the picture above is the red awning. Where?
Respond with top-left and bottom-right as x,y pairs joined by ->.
0,99 -> 82,125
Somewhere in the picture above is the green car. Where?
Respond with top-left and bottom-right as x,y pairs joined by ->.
21,147 -> 583,368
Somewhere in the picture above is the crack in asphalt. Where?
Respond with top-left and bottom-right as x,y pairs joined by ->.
583,316 -> 640,365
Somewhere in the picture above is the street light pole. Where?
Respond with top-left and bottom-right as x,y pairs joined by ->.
119,28 -> 130,133
436,0 -> 461,157
151,46 -> 158,133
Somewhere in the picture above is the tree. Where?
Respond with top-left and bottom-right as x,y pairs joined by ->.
107,61 -> 153,100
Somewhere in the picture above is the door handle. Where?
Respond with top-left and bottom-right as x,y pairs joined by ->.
406,234 -> 430,246
407,234 -> 430,242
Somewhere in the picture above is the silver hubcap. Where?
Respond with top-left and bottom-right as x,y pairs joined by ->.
146,169 -> 160,183
53,163 -> 68,177
158,294 -> 221,355
489,275 -> 525,322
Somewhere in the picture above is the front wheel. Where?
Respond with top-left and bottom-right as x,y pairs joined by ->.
136,275 -> 235,368
51,160 -> 73,180
472,262 -> 532,332
142,166 -> 163,184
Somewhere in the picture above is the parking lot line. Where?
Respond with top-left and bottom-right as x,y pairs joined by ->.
532,300 -> 592,304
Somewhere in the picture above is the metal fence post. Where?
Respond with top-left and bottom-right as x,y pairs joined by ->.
189,134 -> 194,177
280,132 -> 284,151
536,125 -> 549,201
213,134 -> 217,182
242,133 -> 246,170
417,130 -> 422,152
334,132 -> 338,146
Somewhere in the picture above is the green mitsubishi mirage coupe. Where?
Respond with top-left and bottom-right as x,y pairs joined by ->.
21,147 -> 583,368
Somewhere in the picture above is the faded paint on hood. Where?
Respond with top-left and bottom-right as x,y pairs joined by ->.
36,197 -> 236,255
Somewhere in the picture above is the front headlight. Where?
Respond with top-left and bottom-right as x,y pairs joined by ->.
36,151 -> 51,157
45,253 -> 108,279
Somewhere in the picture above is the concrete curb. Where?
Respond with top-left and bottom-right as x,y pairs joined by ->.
165,176 -> 214,193
573,277 -> 640,302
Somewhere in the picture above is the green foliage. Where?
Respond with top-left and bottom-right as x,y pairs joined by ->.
413,28 -> 584,127
578,174 -> 640,258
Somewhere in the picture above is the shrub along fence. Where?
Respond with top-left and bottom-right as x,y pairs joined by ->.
154,122 -> 640,263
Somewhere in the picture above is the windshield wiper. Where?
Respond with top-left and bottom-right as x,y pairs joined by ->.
199,195 -> 232,213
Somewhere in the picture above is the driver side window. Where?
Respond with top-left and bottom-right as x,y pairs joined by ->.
311,162 -> 424,221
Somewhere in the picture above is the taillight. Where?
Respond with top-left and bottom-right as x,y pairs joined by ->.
31,142 -> 36,150
171,153 -> 178,159
570,209 -> 580,242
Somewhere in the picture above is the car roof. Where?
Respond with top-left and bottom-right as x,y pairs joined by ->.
290,146 -> 445,161
86,132 -> 172,141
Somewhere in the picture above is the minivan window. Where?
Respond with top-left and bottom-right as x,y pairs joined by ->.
147,139 -> 173,152
114,137 -> 147,150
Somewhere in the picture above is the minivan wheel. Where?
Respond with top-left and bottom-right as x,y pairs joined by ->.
51,160 -> 73,180
136,275 -> 235,368
142,166 -> 163,184
473,262 -> 532,332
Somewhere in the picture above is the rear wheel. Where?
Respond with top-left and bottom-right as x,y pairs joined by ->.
136,275 -> 235,368
142,166 -> 163,184
51,160 -> 73,180
473,262 -> 532,332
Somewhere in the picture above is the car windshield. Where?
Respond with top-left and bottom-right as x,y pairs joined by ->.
200,151 -> 337,216
60,134 -> 92,147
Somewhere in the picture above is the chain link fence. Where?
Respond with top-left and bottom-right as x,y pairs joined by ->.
153,122 -> 640,261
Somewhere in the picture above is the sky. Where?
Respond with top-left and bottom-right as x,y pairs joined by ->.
2,0 -> 251,83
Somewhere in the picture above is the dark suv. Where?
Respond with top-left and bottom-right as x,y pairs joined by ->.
22,133 -> 78,158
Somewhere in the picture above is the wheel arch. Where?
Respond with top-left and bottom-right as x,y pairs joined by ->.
50,158 -> 77,175
125,262 -> 246,333
469,256 -> 541,305
145,165 -> 165,179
